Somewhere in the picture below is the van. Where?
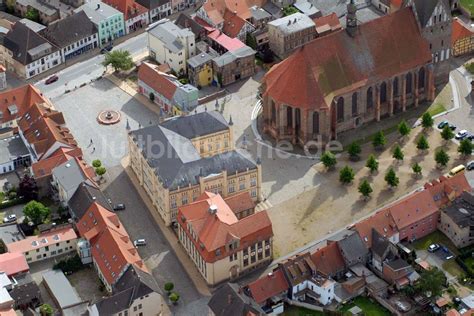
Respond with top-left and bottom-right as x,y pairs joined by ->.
449,165 -> 466,176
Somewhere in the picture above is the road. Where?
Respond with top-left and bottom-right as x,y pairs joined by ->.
35,33 -> 147,100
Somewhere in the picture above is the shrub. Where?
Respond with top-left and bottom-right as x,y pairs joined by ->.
347,142 -> 361,161
366,155 -> 379,173
321,151 -> 337,170
92,159 -> 102,168
421,112 -> 434,129
169,292 -> 180,303
385,168 -> 399,188
339,166 -> 355,184
164,282 -> 174,293
372,131 -> 386,149
53,255 -> 84,273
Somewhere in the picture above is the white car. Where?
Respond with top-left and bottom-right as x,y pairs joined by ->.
3,214 -> 17,223
428,243 -> 440,252
134,239 -> 146,247
455,130 -> 468,140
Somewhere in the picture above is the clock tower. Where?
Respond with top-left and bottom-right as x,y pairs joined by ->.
346,0 -> 357,37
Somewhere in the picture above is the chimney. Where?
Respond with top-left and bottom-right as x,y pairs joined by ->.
346,0 -> 357,37
96,3 -> 100,10
209,204 -> 218,215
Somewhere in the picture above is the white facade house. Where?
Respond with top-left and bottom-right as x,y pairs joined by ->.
23,50 -> 62,80
291,277 -> 335,306
125,11 -> 150,35
149,1 -> 172,22
372,0 -> 390,13
147,19 -> 195,74
59,34 -> 99,62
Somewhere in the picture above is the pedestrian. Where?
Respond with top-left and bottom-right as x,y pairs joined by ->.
90,139 -> 93,144
92,147 -> 95,153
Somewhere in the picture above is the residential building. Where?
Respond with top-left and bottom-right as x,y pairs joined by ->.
67,181 -> 112,221
213,45 -> 256,87
147,19 -> 196,75
0,253 -> 29,278
42,270 -> 88,315
0,12 -> 20,31
0,65 -> 6,91
451,17 -> 474,56
89,265 -> 164,316
208,282 -> 265,316
267,13 -> 317,60
14,0 -> 60,25
424,173 -> 471,207
7,226 -> 78,263
187,50 -> 217,88
75,0 -> 125,47
439,192 -> 474,248
39,11 -> 99,62
136,0 -> 171,23
314,12 -> 342,37
17,18 -> 46,32
9,273 -> 41,310
221,9 -> 255,42
249,5 -> 273,31
223,191 -> 256,220
333,230 -> 369,267
294,0 -> 322,19
0,134 -> 30,174
137,62 -> 198,115
76,202 -> 148,292
177,191 -> 273,285
51,157 -> 96,206
175,13 -> 207,41
206,29 -> 246,55
0,22 -> 62,79
197,0 -> 263,29
382,257 -> 418,289
262,7 -> 435,146
246,269 -> 288,314
129,111 -> 262,226
102,0 -> 149,34
354,207 -> 400,249
310,241 -> 346,280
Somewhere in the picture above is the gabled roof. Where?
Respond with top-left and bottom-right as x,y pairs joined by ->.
310,242 -> 345,277
208,29 -> 246,52
103,0 -> 148,20
371,229 -> 393,258
247,268 -> 288,304
335,231 -> 369,266
175,13 -> 205,37
31,147 -> 83,179
424,174 -> 471,207
452,18 -> 473,45
7,227 -> 77,254
68,181 -> 112,220
39,11 -> 98,48
201,0 -> 265,25
224,191 -> 256,215
354,207 -> 398,248
314,12 -> 342,33
138,62 -> 177,101
0,84 -> 49,125
411,0 -> 450,27
135,0 -> 168,10
279,252 -> 317,287
263,8 -> 431,111
160,110 -> 229,139
222,10 -> 247,38
51,157 -> 96,193
208,283 -> 265,316
0,253 -> 29,277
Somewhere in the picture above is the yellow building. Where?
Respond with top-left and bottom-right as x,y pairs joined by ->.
452,18 -> 474,57
187,52 -> 215,88
129,111 -> 262,226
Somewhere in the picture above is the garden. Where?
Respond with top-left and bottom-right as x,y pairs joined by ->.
338,297 -> 391,316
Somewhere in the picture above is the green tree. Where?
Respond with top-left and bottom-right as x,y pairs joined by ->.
416,134 -> 430,151
412,162 -> 422,177
392,145 -> 404,162
40,304 -> 54,316
169,292 -> 180,304
102,50 -> 134,72
358,179 -> 373,200
416,267 -> 446,297
372,131 -> 386,149
398,120 -> 411,138
421,112 -> 434,129
321,151 -> 337,170
366,154 -> 379,173
25,8 -> 40,22
435,149 -> 450,168
441,125 -> 454,142
95,166 -> 107,178
164,282 -> 174,294
339,166 -> 355,185
92,159 -> 102,168
23,201 -> 50,225
385,168 -> 399,188
458,139 -> 473,157
347,141 -> 361,161
18,174 -> 38,201
0,239 -> 6,254
282,5 -> 299,16
246,33 -> 257,50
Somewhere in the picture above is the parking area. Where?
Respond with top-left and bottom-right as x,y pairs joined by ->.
52,78 -> 160,167
0,222 -> 24,244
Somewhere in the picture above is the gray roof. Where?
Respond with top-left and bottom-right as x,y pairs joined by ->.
52,159 -> 92,193
175,13 -> 205,37
442,192 -> 474,228
10,273 -> 41,307
0,11 -> 21,23
412,0 -> 449,27
268,12 -> 315,34
148,19 -> 193,53
135,0 -> 168,10
0,135 -> 29,165
187,51 -> 214,68
213,46 -> 255,67
208,283 -> 264,316
16,0 -> 57,16
336,231 -> 369,266
40,11 -> 97,48
250,5 -> 271,21
68,181 -> 112,220
385,258 -> 410,271
75,0 -> 123,25
160,111 -> 229,139
18,18 -> 46,32
371,229 -> 391,258
294,0 -> 321,17
262,1 -> 283,18
42,270 -> 82,309
130,112 -> 257,191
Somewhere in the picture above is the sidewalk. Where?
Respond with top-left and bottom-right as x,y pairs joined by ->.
120,156 -> 211,297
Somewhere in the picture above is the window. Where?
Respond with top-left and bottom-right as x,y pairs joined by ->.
138,304 -> 142,309
418,68 -> 425,89
406,73 -> 413,94
351,92 -> 357,116
250,178 -> 257,187
336,97 -> 344,122
239,183 -> 245,190
366,87 -> 373,109
380,82 -> 387,103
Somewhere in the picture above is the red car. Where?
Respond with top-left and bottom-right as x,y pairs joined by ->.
45,75 -> 59,85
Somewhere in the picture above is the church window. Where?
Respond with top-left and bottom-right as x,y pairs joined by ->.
336,97 -> 344,122
351,92 -> 358,116
380,82 -> 387,103
366,87 -> 373,110
406,73 -> 412,94
418,68 -> 425,89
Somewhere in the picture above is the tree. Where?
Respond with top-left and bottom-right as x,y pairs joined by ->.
321,151 -> 337,170
372,131 -> 386,149
102,50 -> 134,72
0,239 -> 6,254
385,168 -> 399,188
25,8 -> 39,22
40,304 -> 54,316
23,201 -> 50,225
95,166 -> 107,178
398,120 -> 411,138
92,159 -> 102,168
421,112 -> 434,129
164,282 -> 174,294
282,5 -> 299,16
392,145 -> 404,162
416,267 -> 446,297
18,174 -> 38,201
435,149 -> 450,168
339,166 -> 355,185
169,292 -> 180,304
358,180 -> 373,200
366,155 -> 379,173
412,162 -> 422,177
347,141 -> 361,161
458,139 -> 473,157
246,33 -> 257,50
441,125 -> 454,142
416,134 -> 430,151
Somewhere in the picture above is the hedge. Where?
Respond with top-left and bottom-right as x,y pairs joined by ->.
0,198 -> 25,210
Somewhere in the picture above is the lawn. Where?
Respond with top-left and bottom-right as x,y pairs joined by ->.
339,297 -> 391,316
412,231 -> 460,255
282,306 -> 325,316
465,62 -> 474,75
426,103 -> 447,116
442,259 -> 464,277
460,0 -> 474,17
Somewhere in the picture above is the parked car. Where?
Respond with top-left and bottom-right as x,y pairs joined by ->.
134,239 -> 146,247
455,130 -> 468,140
467,161 -> 474,171
428,243 -> 440,252
438,121 -> 449,129
3,214 -> 16,223
446,254 -> 454,260
100,45 -> 113,54
113,203 -> 125,211
45,75 -> 59,85
467,133 -> 474,141
448,123 -> 457,131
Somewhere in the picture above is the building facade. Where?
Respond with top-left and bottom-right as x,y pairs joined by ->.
451,17 -> 474,56
212,46 -> 256,87
438,192 -> 474,248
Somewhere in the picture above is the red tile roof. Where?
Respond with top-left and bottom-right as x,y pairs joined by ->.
31,147 -> 83,179
102,0 -> 148,20
452,18 -> 474,46
208,29 -> 246,52
424,173 -> 471,207
354,208 -> 398,248
0,253 -> 29,277
391,0 -> 403,8
202,0 -> 264,25
7,227 -> 77,254
224,191 -> 256,215
138,62 -> 177,101
247,268 -> 288,304
77,202 -> 148,286
0,84 -> 49,125
177,192 -> 273,263
310,242 -> 346,277
222,10 -> 246,38
314,13 -> 342,32
262,8 -> 431,111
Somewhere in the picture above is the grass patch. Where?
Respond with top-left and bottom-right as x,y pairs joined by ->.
460,0 -> 474,17
339,297 -> 391,316
412,231 -> 460,255
282,306 -> 325,316
0,212 -> 4,224
426,103 -> 446,116
442,260 -> 464,277
343,125 -> 398,151
465,62 -> 474,75
0,192 -> 4,201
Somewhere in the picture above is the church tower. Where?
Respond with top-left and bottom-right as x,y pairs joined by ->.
346,0 -> 358,37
